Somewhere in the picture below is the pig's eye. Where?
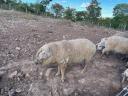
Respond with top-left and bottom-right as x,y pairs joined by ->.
42,51 -> 50,59
42,52 -> 45,55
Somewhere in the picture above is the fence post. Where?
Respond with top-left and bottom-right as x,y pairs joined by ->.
123,24 -> 126,31
9,3 -> 11,10
26,7 -> 28,13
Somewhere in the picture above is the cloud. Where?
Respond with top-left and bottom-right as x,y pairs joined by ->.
80,2 -> 90,8
61,0 -> 67,3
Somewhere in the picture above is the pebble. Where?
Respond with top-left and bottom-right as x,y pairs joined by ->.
8,71 -> 17,78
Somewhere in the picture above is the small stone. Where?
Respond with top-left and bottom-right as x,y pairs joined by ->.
39,72 -> 43,79
15,47 -> 21,50
15,38 -> 18,41
63,88 -> 74,95
25,73 -> 30,77
78,78 -> 85,84
40,72 -> 43,76
28,84 -> 33,92
16,88 -> 22,93
17,77 -> 20,81
8,71 -> 17,78
17,72 -> 22,77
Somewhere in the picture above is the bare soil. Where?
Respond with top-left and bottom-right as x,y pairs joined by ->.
0,10 -> 128,96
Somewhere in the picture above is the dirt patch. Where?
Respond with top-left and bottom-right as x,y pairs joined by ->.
0,10 -> 127,96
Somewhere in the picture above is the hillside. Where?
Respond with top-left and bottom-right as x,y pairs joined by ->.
0,10 -> 127,96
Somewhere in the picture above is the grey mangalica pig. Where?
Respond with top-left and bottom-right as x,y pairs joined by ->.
34,39 -> 96,82
102,36 -> 128,55
96,32 -> 128,51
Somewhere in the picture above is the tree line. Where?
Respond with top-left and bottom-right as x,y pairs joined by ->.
0,0 -> 128,30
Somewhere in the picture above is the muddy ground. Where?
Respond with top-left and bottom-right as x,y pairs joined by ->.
0,10 -> 128,96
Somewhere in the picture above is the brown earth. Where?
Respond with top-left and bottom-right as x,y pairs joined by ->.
0,9 -> 128,96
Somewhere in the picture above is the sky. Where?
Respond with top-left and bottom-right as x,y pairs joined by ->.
21,0 -> 128,17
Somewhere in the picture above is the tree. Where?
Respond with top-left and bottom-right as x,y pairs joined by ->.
113,3 -> 128,16
40,0 -> 52,13
15,1 -> 29,12
63,7 -> 76,21
0,0 -> 6,9
51,3 -> 64,18
98,18 -> 112,27
111,15 -> 128,30
29,3 -> 45,14
86,0 -> 101,23
6,0 -> 17,9
112,3 -> 128,30
4,0 -> 17,4
0,0 -> 17,9
75,11 -> 88,21
0,0 -> 5,4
